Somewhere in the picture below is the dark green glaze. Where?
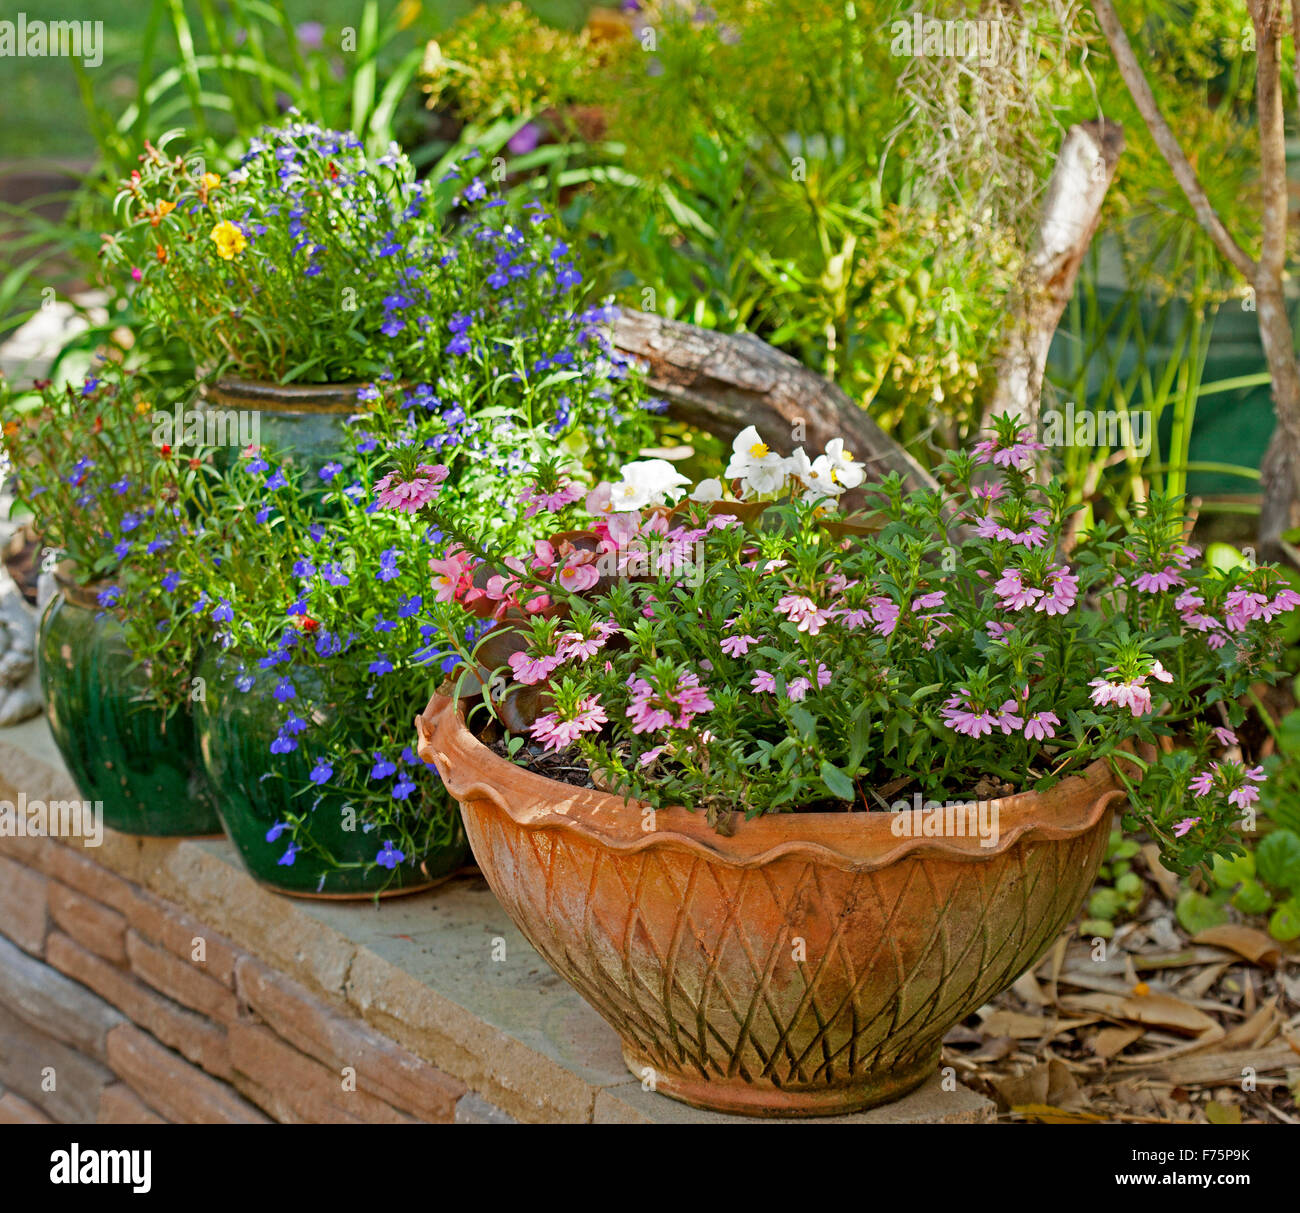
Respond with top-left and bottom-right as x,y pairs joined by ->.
193,652 -> 467,897
37,592 -> 221,837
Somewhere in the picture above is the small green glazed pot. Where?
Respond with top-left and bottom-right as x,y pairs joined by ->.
37,576 -> 221,837
193,651 -> 467,898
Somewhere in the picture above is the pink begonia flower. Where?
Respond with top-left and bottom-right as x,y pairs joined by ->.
626,671 -> 714,734
1023,711 -> 1060,741
374,464 -> 448,513
750,670 -> 777,694
586,483 -> 614,517
529,696 -> 608,753
1172,817 -> 1201,838
720,633 -> 759,657
554,549 -> 599,593
428,545 -> 475,603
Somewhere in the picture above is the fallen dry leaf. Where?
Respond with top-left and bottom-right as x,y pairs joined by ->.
1059,990 -> 1220,1037
1194,924 -> 1282,968
1011,1103 -> 1108,1124
1092,1025 -> 1145,1060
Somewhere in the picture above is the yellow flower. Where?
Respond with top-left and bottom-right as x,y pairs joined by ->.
210,220 -> 247,261
201,172 -> 221,191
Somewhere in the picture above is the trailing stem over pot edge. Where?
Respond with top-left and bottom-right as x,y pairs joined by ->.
384,412 -> 1300,877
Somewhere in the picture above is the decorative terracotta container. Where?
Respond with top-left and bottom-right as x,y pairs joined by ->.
38,571 -> 221,837
417,692 -> 1126,1117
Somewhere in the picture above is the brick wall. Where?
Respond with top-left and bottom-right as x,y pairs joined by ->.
0,837 -> 491,1125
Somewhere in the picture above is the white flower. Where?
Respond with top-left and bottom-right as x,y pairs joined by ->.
608,459 -> 690,511
690,477 -> 723,503
821,438 -> 865,490
788,447 -> 844,503
725,426 -> 790,497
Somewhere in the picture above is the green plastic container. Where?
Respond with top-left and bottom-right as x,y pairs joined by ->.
193,651 -> 467,898
37,580 -> 221,837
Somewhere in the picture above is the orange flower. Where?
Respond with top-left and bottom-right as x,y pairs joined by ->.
150,198 -> 176,227
155,243 -> 168,263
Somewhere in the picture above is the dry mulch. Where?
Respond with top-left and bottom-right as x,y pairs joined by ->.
944,847 -> 1300,1124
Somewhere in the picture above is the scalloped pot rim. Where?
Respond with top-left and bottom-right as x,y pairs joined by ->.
416,694 -> 1128,874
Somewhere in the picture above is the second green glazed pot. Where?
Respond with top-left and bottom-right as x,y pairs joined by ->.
38,578 -> 221,837
193,651 -> 468,898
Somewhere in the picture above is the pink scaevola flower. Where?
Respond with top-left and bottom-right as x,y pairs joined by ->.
869,596 -> 900,637
556,619 -> 619,662
940,692 -> 998,739
1023,711 -> 1060,741
776,593 -> 832,636
1224,589 -> 1269,633
508,651 -> 563,686
1132,566 -> 1186,594
1261,587 -> 1300,621
971,427 -> 1047,470
374,463 -> 449,513
720,633 -> 759,657
1035,565 -> 1078,616
626,671 -> 714,733
1172,817 -> 1201,838
520,479 -> 585,518
1213,726 -> 1237,747
529,696 -> 608,752
787,677 -> 812,702
750,670 -> 777,694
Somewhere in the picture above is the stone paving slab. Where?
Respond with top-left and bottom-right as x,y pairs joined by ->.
0,725 -> 998,1124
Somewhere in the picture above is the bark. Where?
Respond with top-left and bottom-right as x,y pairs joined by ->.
986,120 -> 1125,435
1092,0 -> 1300,564
609,308 -> 939,494
1248,0 -> 1300,563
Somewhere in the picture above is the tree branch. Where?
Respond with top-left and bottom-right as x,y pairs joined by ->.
1091,0 -> 1259,281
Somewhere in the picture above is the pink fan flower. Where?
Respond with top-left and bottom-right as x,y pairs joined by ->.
520,479 -> 585,519
1224,589 -> 1269,633
1262,587 -> 1300,621
940,692 -> 998,739
1229,766 -> 1266,809
374,463 -> 448,513
971,427 -> 1047,471
626,671 -> 714,734
1172,817 -> 1201,838
556,619 -> 619,661
993,568 -> 1042,611
787,677 -> 812,702
1213,726 -> 1237,747
1023,711 -> 1060,741
721,632 -> 759,657
529,695 -> 608,753
1035,565 -> 1078,616
1132,566 -> 1185,594
777,593 -> 832,636
508,650 -> 563,686
869,596 -> 900,637
750,669 -> 777,694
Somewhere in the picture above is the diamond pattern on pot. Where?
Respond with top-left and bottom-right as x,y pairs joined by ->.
460,793 -> 1109,1097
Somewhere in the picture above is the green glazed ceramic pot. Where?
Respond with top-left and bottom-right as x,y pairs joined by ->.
194,377 -> 361,476
193,651 -> 468,898
37,576 -> 221,837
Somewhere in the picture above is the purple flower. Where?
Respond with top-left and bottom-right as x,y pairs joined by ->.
277,841 -> 300,866
97,586 -> 121,607
273,678 -> 296,702
309,757 -> 333,785
369,753 -> 397,780
265,821 -> 288,842
375,840 -> 406,869
391,773 -> 416,800
212,598 -> 234,624
319,462 -> 342,482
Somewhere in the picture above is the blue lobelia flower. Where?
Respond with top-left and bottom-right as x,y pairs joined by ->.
375,840 -> 406,869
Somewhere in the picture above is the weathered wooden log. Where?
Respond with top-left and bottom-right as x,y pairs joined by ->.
609,308 -> 939,495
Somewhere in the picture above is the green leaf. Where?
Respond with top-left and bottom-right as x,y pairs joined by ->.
1268,897 -> 1300,943
1230,879 -> 1273,916
819,761 -> 856,802
1256,830 -> 1300,891
847,707 -> 871,771
1175,890 -> 1229,935
1210,849 -> 1255,888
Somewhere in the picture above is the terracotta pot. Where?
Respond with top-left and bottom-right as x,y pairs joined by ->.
417,692 -> 1127,1117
